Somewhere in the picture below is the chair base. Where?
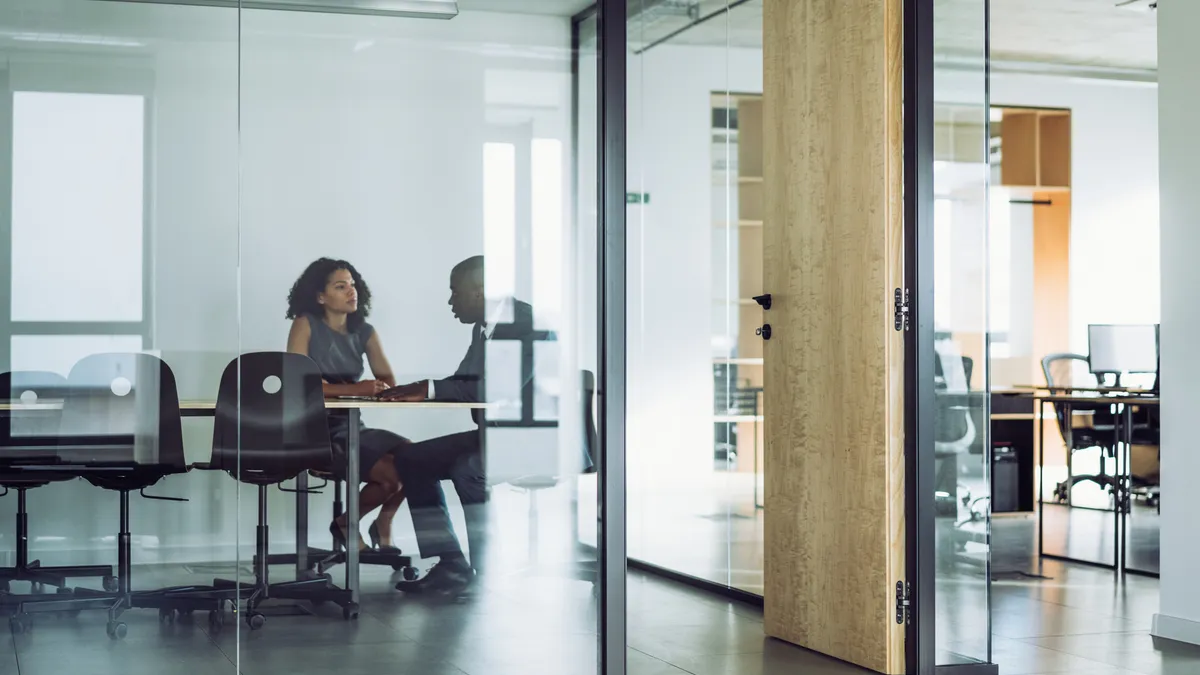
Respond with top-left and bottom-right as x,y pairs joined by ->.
257,547 -> 415,577
0,561 -> 113,593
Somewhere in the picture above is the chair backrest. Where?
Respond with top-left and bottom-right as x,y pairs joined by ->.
1041,352 -> 1112,443
0,371 -> 67,462
1042,353 -> 1095,390
60,353 -> 186,467
210,352 -> 331,483
581,370 -> 597,474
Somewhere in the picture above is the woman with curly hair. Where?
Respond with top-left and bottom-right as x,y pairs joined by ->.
286,257 -> 406,552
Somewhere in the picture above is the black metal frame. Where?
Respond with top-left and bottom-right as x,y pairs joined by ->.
904,0 -> 937,670
593,1 -> 627,673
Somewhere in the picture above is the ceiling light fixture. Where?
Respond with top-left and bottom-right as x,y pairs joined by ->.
92,0 -> 458,19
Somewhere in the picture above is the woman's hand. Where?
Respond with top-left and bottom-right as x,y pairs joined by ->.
353,380 -> 389,397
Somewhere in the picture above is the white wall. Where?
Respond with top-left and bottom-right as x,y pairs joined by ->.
990,72 -> 1161,353
1152,0 -> 1200,647
626,44 -> 762,486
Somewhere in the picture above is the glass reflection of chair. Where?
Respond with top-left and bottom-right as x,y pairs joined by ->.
199,352 -> 356,630
0,372 -> 113,605
26,353 -> 218,639
511,370 -> 597,585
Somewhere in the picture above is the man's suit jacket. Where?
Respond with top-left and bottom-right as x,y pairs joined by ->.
433,299 -> 537,424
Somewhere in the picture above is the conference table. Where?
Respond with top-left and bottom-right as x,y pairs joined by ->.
1,397 -> 488,608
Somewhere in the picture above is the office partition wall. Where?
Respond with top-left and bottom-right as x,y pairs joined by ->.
0,1 -> 626,673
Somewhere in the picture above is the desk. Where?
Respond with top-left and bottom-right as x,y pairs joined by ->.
1033,392 -> 1160,576
1,398 -> 487,607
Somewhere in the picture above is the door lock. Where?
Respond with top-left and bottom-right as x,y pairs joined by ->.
756,324 -> 772,340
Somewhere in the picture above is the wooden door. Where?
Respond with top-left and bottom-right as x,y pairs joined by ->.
761,0 -> 906,673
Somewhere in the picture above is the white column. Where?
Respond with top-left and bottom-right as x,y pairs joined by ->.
1153,0 -> 1200,647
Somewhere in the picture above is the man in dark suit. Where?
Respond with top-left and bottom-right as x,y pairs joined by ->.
383,255 -> 534,596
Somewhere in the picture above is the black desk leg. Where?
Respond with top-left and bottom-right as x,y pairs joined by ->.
1121,403 -> 1134,577
296,471 -> 309,576
346,409 -> 360,605
1112,403 -> 1122,576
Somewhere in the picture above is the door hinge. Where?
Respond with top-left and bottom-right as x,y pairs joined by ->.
895,581 -> 911,624
893,288 -> 910,332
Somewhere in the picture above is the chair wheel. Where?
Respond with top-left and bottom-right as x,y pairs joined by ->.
342,603 -> 359,621
399,566 -> 419,581
246,613 -> 265,630
106,621 -> 127,640
10,614 -> 29,633
102,576 -> 119,593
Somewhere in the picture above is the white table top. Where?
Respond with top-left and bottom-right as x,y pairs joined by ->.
0,399 -> 490,411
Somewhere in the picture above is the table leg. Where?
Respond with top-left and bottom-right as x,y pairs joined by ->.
346,409 -> 360,604
1121,403 -> 1134,576
296,471 -> 309,576
1037,398 -> 1045,559
1112,403 -> 1122,576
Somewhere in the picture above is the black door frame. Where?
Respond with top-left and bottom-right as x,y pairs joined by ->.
905,0 -> 997,672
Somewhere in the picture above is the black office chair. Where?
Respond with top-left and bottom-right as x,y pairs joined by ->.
933,355 -> 980,518
510,370 -> 597,583
1042,353 -> 1120,504
26,353 -> 217,639
203,352 -> 355,629
0,372 -> 112,595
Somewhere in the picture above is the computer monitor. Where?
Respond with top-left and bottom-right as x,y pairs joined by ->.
1087,324 -> 1159,377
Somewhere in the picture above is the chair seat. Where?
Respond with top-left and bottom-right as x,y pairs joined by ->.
510,475 -> 559,491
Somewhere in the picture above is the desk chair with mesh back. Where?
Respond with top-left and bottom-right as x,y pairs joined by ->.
934,354 -> 978,518
202,353 -> 354,629
33,353 -> 218,639
1042,353 -> 1119,504
0,372 -> 112,595
509,370 -> 597,583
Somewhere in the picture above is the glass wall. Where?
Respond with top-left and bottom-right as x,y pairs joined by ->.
626,0 -> 764,594
0,2 -> 603,674
932,0 -> 992,666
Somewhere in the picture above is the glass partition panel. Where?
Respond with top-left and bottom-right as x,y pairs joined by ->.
627,0 -> 764,594
933,0 -> 992,666
236,3 -> 600,675
0,1 -> 240,673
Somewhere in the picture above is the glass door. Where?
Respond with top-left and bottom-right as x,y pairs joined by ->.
908,0 -> 994,671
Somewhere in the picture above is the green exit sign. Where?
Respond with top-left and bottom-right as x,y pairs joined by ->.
626,192 -> 651,204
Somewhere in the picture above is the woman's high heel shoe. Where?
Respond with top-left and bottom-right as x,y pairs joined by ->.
368,521 -> 402,553
330,520 -> 349,551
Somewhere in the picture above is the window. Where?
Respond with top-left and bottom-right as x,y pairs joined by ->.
3,87 -> 150,374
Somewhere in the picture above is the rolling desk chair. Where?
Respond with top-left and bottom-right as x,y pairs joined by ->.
28,353 -> 218,639
201,352 -> 355,629
934,354 -> 980,518
508,370 -> 597,582
0,371 -> 112,596
1041,353 -> 1120,505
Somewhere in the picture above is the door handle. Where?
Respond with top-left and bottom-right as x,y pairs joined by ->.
753,294 -> 772,310
756,324 -> 772,340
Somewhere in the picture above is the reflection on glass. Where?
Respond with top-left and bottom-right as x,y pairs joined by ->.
934,0 -> 991,665
0,1 -> 599,674
627,1 -> 764,595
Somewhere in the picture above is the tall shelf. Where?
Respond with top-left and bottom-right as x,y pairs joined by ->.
713,93 -> 764,482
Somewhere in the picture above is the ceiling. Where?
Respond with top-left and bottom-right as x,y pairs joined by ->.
633,0 -> 1158,74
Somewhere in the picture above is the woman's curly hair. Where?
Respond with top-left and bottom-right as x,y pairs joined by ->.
286,258 -> 372,331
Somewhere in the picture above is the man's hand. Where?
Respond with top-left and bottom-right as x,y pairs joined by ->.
379,381 -> 429,402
